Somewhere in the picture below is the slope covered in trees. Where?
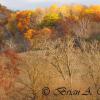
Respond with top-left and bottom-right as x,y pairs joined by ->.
0,4 -> 100,52
1,4 -> 100,100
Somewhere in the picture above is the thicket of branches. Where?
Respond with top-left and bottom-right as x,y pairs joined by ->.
0,4 -> 100,100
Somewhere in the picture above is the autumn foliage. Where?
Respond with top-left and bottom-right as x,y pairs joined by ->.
0,50 -> 20,91
12,5 -> 100,40
0,4 -> 100,49
0,4 -> 100,99
16,11 -> 33,32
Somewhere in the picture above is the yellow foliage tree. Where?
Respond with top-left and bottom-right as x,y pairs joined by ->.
41,13 -> 61,27
49,4 -> 59,13
59,5 -> 71,17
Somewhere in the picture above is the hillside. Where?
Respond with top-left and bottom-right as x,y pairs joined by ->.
0,4 -> 100,100
0,4 -> 12,24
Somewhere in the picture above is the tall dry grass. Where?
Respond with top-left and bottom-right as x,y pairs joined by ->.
0,36 -> 100,100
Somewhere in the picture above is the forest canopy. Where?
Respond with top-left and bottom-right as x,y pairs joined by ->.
0,4 -> 100,51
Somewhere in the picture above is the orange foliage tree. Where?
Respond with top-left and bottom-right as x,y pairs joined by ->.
16,11 -> 33,32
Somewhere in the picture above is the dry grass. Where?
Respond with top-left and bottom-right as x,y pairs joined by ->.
0,37 -> 100,100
